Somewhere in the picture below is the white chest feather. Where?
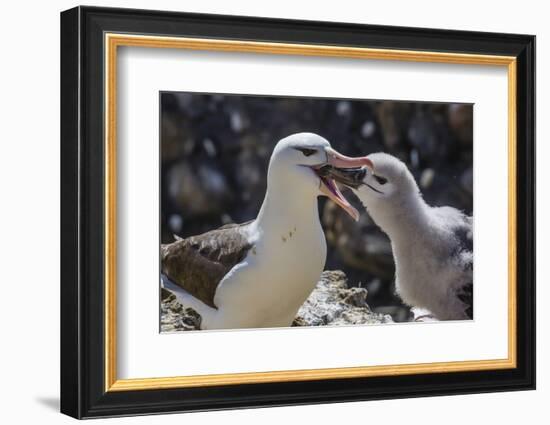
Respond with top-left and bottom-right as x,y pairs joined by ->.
204,221 -> 327,329
393,236 -> 470,320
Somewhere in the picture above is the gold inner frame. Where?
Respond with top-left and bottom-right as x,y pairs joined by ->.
104,33 -> 518,392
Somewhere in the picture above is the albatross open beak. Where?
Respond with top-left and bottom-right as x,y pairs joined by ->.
313,148 -> 373,221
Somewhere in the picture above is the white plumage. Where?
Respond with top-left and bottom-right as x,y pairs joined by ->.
161,133 -> 373,330
351,153 -> 473,321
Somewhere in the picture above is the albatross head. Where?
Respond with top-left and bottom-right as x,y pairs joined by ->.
325,152 -> 423,226
354,153 -> 419,201
267,133 -> 373,221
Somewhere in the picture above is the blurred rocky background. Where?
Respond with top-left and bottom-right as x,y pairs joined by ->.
160,92 -> 473,323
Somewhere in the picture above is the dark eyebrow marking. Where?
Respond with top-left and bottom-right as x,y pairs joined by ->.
294,147 -> 317,157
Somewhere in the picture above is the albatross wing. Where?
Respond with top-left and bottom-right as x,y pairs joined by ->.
456,282 -> 473,319
161,222 -> 254,309
448,209 -> 473,320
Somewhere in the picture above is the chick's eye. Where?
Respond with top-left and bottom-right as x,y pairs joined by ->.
373,175 -> 388,185
296,148 -> 317,157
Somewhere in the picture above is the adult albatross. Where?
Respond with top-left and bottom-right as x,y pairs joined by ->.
161,133 -> 373,330
326,152 -> 473,321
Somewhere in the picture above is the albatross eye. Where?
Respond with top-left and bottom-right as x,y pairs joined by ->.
373,175 -> 388,185
295,147 -> 317,157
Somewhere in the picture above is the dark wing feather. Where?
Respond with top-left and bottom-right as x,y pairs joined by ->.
453,215 -> 473,255
451,214 -> 473,319
456,282 -> 473,319
161,222 -> 253,309
438,207 -> 474,319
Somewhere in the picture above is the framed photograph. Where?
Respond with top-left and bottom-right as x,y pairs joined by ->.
60,6 -> 535,419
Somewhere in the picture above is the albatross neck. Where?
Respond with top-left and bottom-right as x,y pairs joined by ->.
254,188 -> 321,235
373,194 -> 431,244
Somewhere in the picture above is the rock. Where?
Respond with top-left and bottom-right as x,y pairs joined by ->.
160,270 -> 392,331
408,111 -> 452,162
166,161 -> 233,218
374,101 -> 412,151
161,287 -> 174,301
360,121 -> 376,139
293,271 -> 393,326
160,292 -> 202,332
373,305 -> 411,323
419,168 -> 435,190
448,104 -> 473,147
336,101 -> 352,116
460,166 -> 473,195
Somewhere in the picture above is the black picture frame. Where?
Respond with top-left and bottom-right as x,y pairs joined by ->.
60,5 -> 535,419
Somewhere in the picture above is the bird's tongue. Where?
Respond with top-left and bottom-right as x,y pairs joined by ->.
317,147 -> 371,221
319,176 -> 359,221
